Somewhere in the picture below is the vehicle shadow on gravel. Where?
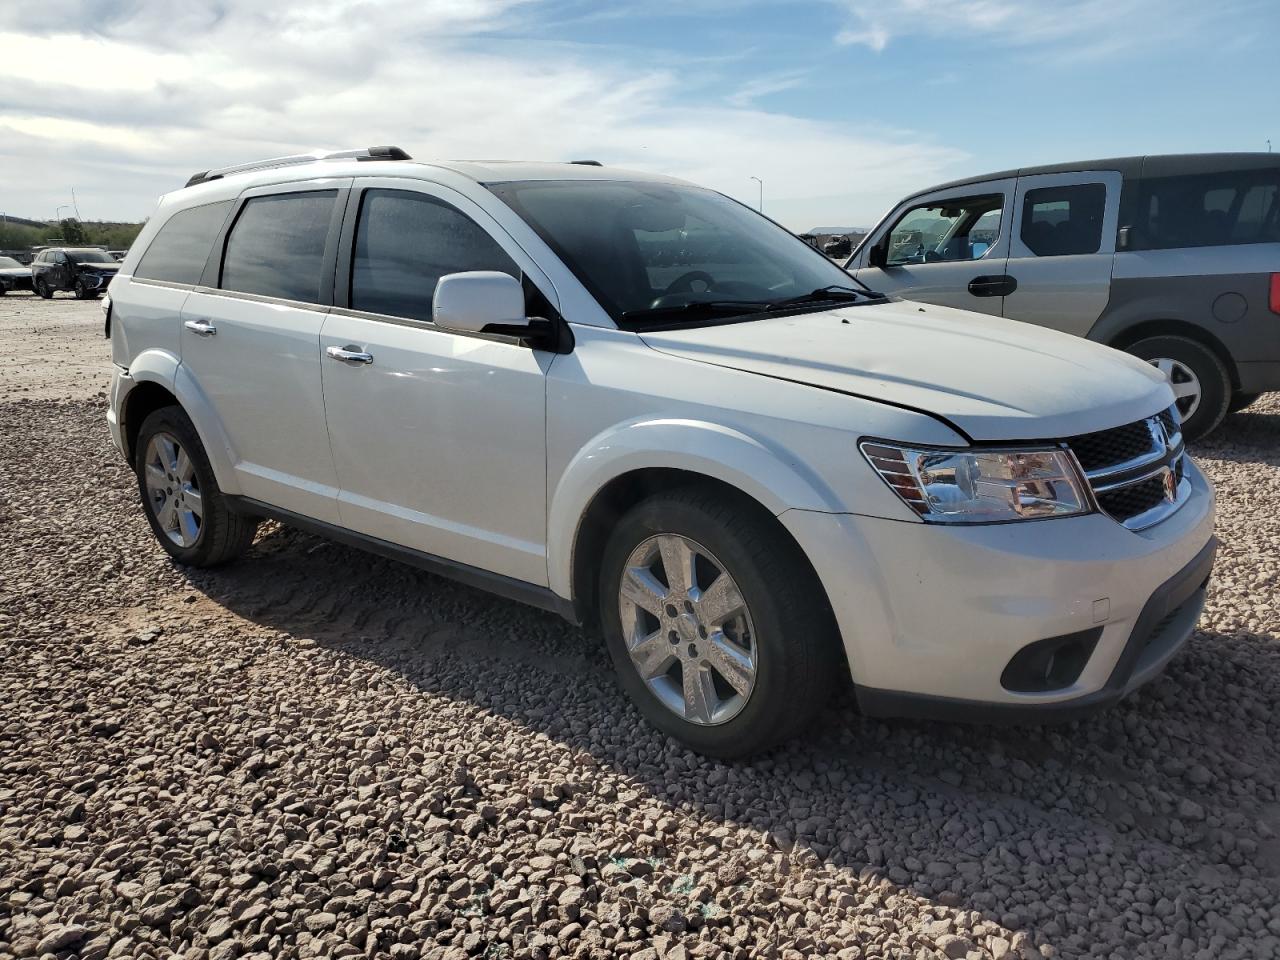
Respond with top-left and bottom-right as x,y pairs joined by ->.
1195,407 -> 1280,466
181,512 -> 1280,950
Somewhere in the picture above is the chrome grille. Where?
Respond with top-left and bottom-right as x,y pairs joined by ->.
1067,406 -> 1190,531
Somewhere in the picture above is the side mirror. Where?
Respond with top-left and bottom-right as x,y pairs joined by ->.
433,271 -> 528,334
867,242 -> 888,269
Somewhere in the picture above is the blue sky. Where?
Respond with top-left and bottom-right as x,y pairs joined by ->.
1,0 -> 1275,230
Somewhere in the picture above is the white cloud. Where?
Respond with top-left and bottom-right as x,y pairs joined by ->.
0,0 -> 966,229
833,0 -> 1222,58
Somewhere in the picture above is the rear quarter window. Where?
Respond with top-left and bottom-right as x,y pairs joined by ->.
134,201 -> 233,285
1134,168 -> 1280,250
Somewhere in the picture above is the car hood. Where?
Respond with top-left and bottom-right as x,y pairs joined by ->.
0,266 -> 30,276
74,261 -> 120,272
638,300 -> 1173,441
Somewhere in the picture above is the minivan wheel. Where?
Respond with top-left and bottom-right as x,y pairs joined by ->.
598,486 -> 840,759
135,406 -> 259,567
1126,336 -> 1230,441
35,278 -> 53,299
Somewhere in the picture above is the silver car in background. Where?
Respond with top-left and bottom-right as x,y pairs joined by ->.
847,153 -> 1280,439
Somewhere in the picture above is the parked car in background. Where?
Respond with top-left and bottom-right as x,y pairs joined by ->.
106,147 -> 1214,757
848,153 -> 1280,439
108,249 -> 130,261
0,255 -> 33,294
32,247 -> 120,299
822,235 -> 852,258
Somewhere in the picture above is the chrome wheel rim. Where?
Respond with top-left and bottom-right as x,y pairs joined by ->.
1149,357 -> 1202,422
617,534 -> 757,726
143,432 -> 203,548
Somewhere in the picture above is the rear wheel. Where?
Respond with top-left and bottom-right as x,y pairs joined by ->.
1229,391 -> 1261,414
1126,335 -> 1231,441
135,406 -> 258,567
598,486 -> 840,758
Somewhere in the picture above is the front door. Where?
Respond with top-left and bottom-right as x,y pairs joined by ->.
318,180 -> 554,586
851,179 -> 1016,316
1000,170 -> 1121,336
179,181 -> 349,524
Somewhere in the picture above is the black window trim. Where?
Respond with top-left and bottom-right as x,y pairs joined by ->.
204,181 -> 350,308
332,181 -> 566,349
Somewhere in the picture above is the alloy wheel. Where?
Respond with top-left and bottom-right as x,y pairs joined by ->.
143,432 -> 204,547
617,533 -> 757,725
1149,356 -> 1202,422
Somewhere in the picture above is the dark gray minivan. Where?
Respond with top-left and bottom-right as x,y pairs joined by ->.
847,153 -> 1280,439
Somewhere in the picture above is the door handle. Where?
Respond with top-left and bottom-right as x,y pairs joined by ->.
183,319 -> 217,337
326,344 -> 374,365
967,275 -> 1017,297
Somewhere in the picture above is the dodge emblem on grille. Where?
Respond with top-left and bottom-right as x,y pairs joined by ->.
1163,468 -> 1178,501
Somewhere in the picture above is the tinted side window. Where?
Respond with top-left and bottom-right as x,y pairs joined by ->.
1020,183 -> 1106,257
221,191 -> 336,303
135,201 -> 232,285
350,190 -> 519,322
885,194 -> 1002,265
1135,169 -> 1280,250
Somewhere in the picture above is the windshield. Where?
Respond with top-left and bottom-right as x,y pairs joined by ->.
68,250 -> 115,264
0,257 -> 21,269
487,180 -> 874,326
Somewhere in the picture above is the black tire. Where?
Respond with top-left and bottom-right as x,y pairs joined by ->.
74,280 -> 89,300
134,406 -> 258,567
598,485 -> 841,759
1228,391 -> 1261,414
35,278 -> 53,299
1125,335 -> 1231,441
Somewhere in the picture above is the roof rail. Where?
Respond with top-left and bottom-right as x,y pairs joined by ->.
570,160 -> 602,166
184,145 -> 412,188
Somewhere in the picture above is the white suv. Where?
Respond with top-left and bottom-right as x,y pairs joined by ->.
106,146 -> 1216,757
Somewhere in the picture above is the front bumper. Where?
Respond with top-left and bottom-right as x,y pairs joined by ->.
77,272 -> 115,290
780,457 -> 1216,720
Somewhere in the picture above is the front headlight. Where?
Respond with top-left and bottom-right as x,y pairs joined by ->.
860,441 -> 1091,523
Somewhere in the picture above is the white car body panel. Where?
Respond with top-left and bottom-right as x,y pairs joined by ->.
639,301 -> 1171,440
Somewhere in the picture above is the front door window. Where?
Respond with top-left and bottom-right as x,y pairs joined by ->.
885,194 -> 1003,266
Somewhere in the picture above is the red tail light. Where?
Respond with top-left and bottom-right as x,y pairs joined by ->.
1271,273 -> 1280,315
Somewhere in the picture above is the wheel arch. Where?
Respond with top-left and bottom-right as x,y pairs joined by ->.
120,351 -> 241,494
1093,317 -> 1240,390
551,418 -> 844,630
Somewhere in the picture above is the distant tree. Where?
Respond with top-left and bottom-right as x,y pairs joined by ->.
59,218 -> 87,244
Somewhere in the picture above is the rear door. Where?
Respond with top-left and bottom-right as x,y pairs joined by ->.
851,179 -> 1015,316
1001,170 -> 1121,336
179,179 -> 349,524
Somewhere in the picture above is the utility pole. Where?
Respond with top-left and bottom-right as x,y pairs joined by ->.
749,176 -> 763,212
71,188 -> 82,220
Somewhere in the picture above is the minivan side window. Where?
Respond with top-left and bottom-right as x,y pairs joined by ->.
220,191 -> 337,303
1134,170 -> 1280,250
885,194 -> 1002,266
350,189 -> 519,322
134,200 -> 233,285
1020,183 -> 1106,257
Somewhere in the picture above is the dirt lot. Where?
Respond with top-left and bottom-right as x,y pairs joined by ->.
1,293 -> 1278,960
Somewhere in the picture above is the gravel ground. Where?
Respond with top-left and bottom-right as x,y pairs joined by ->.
1,293 -> 1278,960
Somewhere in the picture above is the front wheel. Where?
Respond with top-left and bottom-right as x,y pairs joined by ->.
598,486 -> 840,758
1125,335 -> 1231,441
135,406 -> 259,567
35,278 -> 53,299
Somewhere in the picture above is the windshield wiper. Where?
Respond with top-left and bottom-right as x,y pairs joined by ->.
765,285 -> 874,311
621,300 -> 770,324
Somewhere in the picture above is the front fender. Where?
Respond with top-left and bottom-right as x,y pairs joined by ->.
124,349 -> 242,496
546,417 -> 842,599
